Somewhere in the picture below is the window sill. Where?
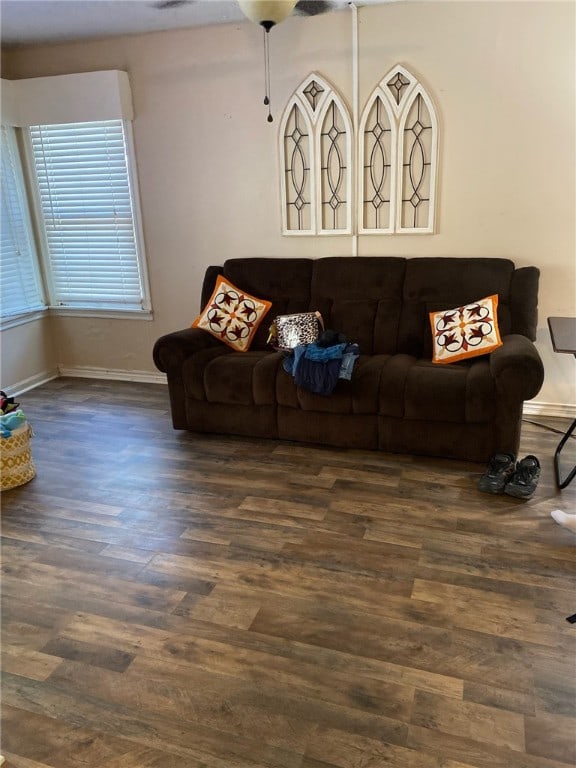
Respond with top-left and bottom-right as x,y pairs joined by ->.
0,307 -> 154,328
48,307 -> 154,321
0,308 -> 48,331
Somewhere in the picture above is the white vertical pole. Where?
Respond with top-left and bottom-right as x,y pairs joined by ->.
351,2 -> 359,256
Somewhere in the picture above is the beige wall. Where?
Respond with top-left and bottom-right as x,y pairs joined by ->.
2,1 -> 575,409
0,316 -> 57,392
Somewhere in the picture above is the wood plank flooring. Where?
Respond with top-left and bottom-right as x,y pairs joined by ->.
1,377 -> 575,768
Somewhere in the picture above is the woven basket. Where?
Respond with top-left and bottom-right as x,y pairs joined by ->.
1,423 -> 36,491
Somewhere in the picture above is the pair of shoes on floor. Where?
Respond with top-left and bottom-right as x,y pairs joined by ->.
478,453 -> 541,498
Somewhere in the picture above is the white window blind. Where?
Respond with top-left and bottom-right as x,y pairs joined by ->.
0,125 -> 45,320
29,119 -> 147,311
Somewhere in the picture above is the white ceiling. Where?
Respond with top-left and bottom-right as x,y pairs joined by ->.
0,0 -> 374,48
0,0 -> 244,47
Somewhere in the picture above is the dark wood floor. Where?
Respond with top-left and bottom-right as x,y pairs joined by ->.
1,378 -> 575,768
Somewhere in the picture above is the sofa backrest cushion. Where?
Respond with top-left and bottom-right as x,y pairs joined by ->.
223,258 -> 314,350
310,257 -> 406,354
201,256 -> 539,356
398,257 -> 517,358
510,266 -> 539,340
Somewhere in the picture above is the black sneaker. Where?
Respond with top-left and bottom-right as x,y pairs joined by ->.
504,455 -> 541,499
478,453 -> 516,494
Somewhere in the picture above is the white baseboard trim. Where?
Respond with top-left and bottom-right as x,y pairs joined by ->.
5,369 -> 575,419
57,366 -> 167,385
4,369 -> 60,397
523,401 -> 576,419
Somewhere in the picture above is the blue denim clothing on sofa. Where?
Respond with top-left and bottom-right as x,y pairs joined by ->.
283,342 -> 360,396
295,355 -> 342,396
339,343 -> 360,381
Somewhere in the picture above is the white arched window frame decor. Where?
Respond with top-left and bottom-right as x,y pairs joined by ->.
279,73 -> 353,236
359,65 -> 439,234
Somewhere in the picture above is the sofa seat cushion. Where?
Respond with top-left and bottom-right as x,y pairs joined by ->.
403,358 -> 496,423
276,354 -> 387,414
377,354 -> 417,418
183,349 -> 284,406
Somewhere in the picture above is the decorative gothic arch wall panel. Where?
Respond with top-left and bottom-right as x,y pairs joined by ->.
281,102 -> 314,234
359,65 -> 439,234
358,91 -> 397,233
280,73 -> 352,235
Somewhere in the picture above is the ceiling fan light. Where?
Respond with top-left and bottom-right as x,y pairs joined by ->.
238,0 -> 297,27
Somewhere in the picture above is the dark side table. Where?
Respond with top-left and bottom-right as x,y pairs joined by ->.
547,317 -> 576,489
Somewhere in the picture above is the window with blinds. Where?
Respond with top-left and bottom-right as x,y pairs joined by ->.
29,119 -> 149,312
0,125 -> 45,320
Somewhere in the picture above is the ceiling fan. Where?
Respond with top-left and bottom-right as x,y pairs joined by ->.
153,0 -> 345,122
153,1 -> 341,17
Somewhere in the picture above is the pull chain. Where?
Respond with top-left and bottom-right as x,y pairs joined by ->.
263,27 -> 273,122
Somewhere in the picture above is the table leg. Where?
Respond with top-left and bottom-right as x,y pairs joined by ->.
554,417 -> 576,489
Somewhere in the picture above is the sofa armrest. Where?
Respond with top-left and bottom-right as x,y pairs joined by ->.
153,328 -> 224,429
153,328 -> 221,373
489,334 -> 544,401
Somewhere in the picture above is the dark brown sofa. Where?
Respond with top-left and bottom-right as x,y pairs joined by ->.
153,257 -> 544,462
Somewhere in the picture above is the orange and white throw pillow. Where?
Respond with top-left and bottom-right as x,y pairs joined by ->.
430,294 -> 503,364
193,275 -> 272,352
